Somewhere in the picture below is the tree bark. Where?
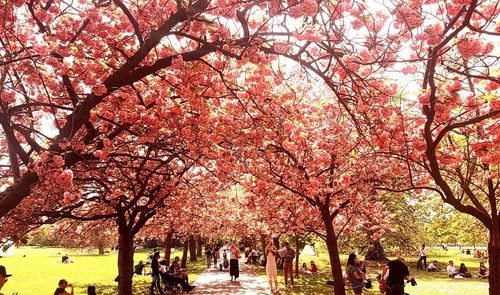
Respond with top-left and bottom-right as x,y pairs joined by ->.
365,239 -> 387,261
196,236 -> 202,257
189,235 -> 197,261
98,245 -> 105,255
261,234 -> 267,266
322,210 -> 346,295
273,236 -> 280,250
295,235 -> 300,278
117,230 -> 134,295
163,230 -> 174,265
488,231 -> 500,295
181,239 -> 188,268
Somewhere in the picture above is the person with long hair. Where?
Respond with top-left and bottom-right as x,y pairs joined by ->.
229,241 -> 240,281
346,253 -> 364,294
265,239 -> 278,292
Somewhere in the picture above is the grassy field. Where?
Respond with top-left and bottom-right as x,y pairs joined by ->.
0,246 -> 490,294
253,246 -> 489,294
0,247 -> 205,295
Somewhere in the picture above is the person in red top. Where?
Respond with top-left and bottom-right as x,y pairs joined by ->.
310,261 -> 318,274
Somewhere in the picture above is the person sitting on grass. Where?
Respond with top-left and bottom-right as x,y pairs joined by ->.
301,263 -> 311,274
54,279 -> 74,295
61,254 -> 72,264
134,260 -> 145,276
458,263 -> 472,278
427,260 -> 441,272
310,261 -> 318,274
446,261 -> 459,278
478,262 -> 489,279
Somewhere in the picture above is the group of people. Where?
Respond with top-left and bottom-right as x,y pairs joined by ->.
417,243 -> 490,279
149,251 -> 196,294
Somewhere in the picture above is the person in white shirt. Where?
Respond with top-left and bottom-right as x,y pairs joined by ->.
447,261 -> 458,277
416,244 -> 427,270
427,260 -> 441,272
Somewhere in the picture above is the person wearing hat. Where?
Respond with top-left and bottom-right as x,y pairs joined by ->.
0,265 -> 12,294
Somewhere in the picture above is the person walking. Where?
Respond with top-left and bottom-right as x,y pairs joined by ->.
416,244 -> 427,270
280,242 -> 296,288
229,241 -> 240,281
265,239 -> 278,292
150,252 -> 164,295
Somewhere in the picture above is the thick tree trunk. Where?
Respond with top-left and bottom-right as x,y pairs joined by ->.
365,239 -> 387,261
117,231 -> 135,295
196,236 -> 203,257
322,210 -> 346,295
273,236 -> 280,250
189,235 -> 197,261
98,245 -> 105,255
163,230 -> 174,265
295,235 -> 300,278
488,231 -> 500,295
261,234 -> 267,265
181,239 -> 188,268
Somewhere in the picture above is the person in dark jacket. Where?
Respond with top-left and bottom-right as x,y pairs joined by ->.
150,252 -> 164,295
386,257 -> 413,295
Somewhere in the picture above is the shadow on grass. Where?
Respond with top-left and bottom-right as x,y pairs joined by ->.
73,280 -> 151,295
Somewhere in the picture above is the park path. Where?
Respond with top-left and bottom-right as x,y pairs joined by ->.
189,263 -> 272,295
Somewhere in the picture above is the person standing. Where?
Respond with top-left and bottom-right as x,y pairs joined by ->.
416,244 -> 427,270
229,241 -> 240,281
0,266 -> 12,295
265,239 -> 278,292
150,252 -> 164,295
280,242 -> 296,288
386,257 -> 412,295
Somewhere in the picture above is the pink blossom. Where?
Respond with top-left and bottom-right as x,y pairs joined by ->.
446,80 -> 462,93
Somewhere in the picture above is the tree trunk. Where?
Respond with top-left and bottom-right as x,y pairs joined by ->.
295,235 -> 300,278
261,234 -> 267,266
181,239 -> 188,268
189,235 -> 197,261
273,236 -> 280,250
322,210 -> 346,295
365,239 -> 387,261
163,230 -> 174,265
117,230 -> 135,295
98,245 -> 105,255
488,231 -> 500,295
196,236 -> 203,257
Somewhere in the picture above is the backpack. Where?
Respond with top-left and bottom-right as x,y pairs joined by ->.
223,258 -> 229,268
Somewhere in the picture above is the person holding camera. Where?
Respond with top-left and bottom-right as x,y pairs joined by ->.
53,279 -> 74,295
386,257 -> 415,295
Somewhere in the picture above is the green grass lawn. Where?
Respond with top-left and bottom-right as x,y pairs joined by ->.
0,247 -> 490,294
0,247 -> 205,295
254,247 -> 489,294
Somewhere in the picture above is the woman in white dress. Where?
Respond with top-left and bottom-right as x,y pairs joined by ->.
265,239 -> 278,292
